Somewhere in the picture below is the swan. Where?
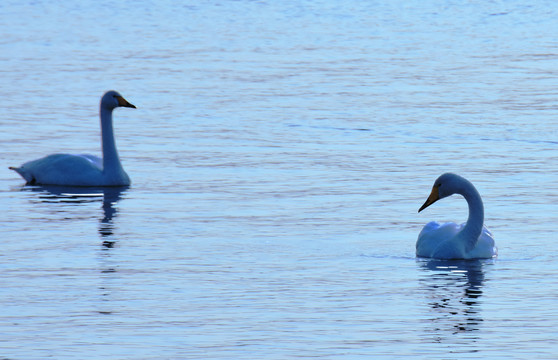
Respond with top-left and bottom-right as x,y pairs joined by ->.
10,91 -> 135,186
416,173 -> 497,259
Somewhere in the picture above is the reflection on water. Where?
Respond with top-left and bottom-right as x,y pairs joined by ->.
16,185 -> 129,316
417,259 -> 493,349
20,185 -> 128,248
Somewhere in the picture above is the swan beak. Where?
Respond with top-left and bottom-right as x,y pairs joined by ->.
418,185 -> 440,213
116,96 -> 136,109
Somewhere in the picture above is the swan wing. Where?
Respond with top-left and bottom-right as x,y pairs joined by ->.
416,221 -> 462,258
417,222 -> 496,259
12,154 -> 103,186
467,226 -> 497,259
79,154 -> 103,168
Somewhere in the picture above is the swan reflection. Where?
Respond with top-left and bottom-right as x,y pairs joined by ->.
20,184 -> 128,247
18,185 -> 128,315
417,258 -> 493,345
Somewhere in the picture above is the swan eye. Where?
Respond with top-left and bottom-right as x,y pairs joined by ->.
436,183 -> 442,187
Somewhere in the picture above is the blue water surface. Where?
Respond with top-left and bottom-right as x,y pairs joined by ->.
1,1 -> 558,359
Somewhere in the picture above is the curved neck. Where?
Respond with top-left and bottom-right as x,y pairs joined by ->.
458,181 -> 484,249
100,106 -> 123,174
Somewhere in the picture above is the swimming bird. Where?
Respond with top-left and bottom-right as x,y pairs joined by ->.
10,91 -> 135,186
416,173 -> 497,259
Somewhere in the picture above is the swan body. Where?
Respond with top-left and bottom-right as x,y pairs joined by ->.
416,173 -> 497,260
10,91 -> 135,186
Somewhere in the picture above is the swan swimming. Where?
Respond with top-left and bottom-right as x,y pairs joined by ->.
10,90 -> 135,186
416,173 -> 497,259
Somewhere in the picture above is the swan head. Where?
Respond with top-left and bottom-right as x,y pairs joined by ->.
101,90 -> 136,110
418,173 -> 467,213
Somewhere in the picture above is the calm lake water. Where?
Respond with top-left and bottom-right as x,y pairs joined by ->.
1,1 -> 558,359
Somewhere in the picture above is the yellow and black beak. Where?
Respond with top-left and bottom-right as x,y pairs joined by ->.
116,96 -> 136,109
418,185 -> 440,213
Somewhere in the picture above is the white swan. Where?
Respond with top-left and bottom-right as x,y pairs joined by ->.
10,91 -> 135,186
416,173 -> 497,259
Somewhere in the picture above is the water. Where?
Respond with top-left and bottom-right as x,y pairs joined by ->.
1,1 -> 558,359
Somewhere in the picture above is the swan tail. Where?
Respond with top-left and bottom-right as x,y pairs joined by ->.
9,166 -> 36,184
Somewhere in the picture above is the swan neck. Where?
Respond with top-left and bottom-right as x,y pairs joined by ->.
100,106 -> 123,173
460,182 -> 484,241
